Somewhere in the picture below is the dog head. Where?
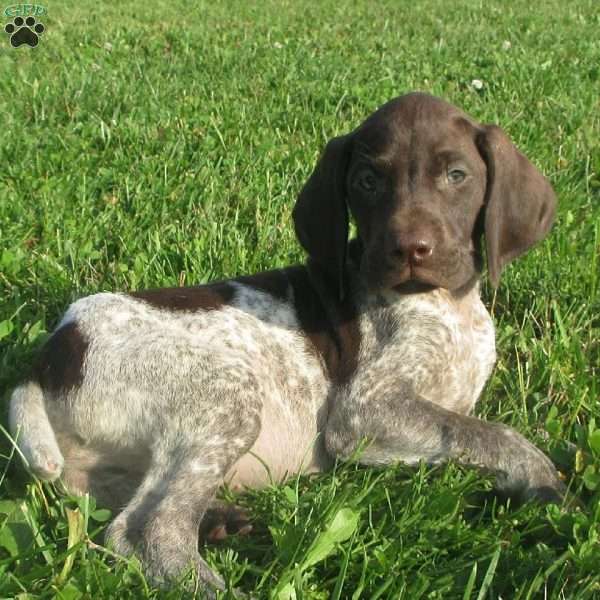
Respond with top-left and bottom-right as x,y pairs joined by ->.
293,93 -> 556,297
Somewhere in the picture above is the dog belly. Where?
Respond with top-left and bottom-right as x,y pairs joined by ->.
225,394 -> 332,490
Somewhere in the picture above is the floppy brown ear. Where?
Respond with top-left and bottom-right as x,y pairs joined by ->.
292,134 -> 353,299
477,125 -> 557,287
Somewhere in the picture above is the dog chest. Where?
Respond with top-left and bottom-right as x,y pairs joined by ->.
358,287 -> 496,415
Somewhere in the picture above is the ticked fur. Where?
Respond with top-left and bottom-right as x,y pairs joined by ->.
9,92 -> 561,596
13,272 -> 496,499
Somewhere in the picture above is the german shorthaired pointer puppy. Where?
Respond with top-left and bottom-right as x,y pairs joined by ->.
10,93 -> 561,595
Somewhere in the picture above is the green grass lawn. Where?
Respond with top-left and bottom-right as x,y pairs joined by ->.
1,0 -> 599,597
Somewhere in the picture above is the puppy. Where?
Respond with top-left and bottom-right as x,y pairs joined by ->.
10,92 -> 561,595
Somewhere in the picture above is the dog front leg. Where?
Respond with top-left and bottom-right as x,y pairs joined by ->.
325,387 -> 564,504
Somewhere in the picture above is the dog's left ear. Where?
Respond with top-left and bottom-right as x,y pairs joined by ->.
293,134 -> 354,300
476,125 -> 557,287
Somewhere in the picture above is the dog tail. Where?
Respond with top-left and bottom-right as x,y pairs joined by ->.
9,380 -> 64,481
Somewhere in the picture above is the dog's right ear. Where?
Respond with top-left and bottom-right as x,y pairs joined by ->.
293,134 -> 354,300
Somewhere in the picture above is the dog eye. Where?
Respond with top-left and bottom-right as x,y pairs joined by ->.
355,169 -> 378,193
448,168 -> 466,184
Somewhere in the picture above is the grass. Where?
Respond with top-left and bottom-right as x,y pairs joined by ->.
0,0 -> 599,597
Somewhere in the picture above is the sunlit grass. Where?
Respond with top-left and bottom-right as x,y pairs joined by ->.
0,0 -> 599,597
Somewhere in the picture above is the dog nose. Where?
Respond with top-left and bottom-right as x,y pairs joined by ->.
406,239 -> 434,263
392,236 -> 434,264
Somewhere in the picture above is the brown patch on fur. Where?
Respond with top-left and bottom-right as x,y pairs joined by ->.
130,282 -> 235,312
233,265 -> 361,385
233,270 -> 290,301
33,322 -> 88,393
286,264 -> 361,385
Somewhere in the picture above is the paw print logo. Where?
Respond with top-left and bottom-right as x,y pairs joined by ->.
4,16 -> 45,47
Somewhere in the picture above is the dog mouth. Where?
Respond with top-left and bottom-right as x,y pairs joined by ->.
362,253 -> 471,293
392,278 -> 438,294
363,263 -> 443,292
391,265 -> 444,290
359,242 -> 480,294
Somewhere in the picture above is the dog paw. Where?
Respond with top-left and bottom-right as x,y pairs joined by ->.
4,16 -> 45,48
145,551 -> 226,598
106,512 -> 227,596
200,503 -> 253,544
498,427 -> 566,504
22,441 -> 64,481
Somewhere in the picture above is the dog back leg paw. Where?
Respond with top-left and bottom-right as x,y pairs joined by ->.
9,381 -> 65,480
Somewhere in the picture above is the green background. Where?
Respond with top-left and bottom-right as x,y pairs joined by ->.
0,1 -> 598,597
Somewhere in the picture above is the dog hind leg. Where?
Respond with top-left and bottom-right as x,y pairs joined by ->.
105,404 -> 261,595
